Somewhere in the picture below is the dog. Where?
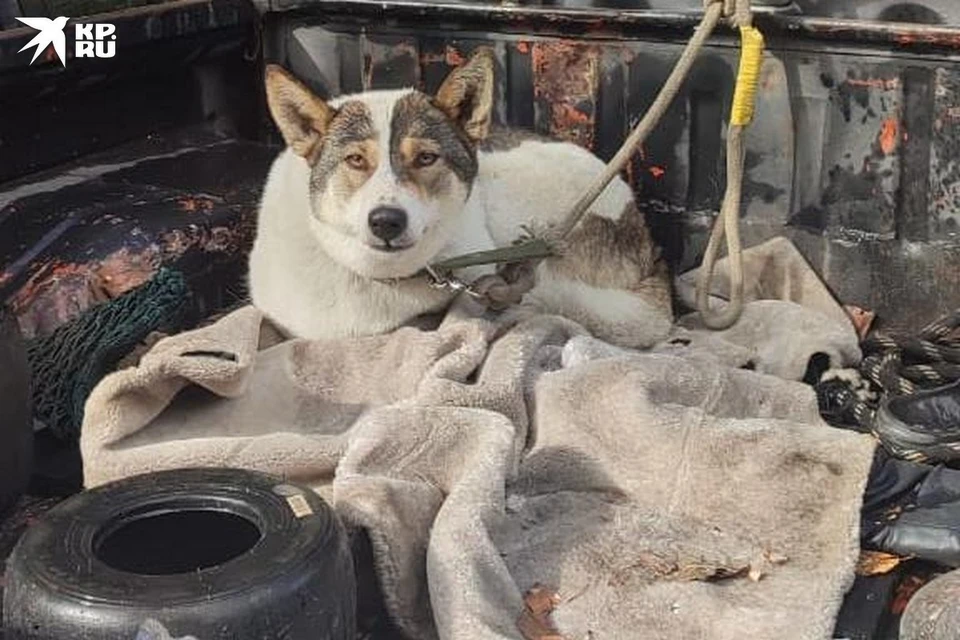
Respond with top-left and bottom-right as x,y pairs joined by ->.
248,49 -> 672,348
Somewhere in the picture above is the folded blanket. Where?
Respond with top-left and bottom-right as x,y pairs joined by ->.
82,288 -> 875,640
676,236 -> 854,331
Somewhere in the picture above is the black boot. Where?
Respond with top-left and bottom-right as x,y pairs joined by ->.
875,380 -> 960,463
863,451 -> 960,568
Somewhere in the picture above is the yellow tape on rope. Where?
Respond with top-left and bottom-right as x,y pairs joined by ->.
730,25 -> 764,126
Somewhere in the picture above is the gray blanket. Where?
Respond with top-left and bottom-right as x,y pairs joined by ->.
81,239 -> 876,640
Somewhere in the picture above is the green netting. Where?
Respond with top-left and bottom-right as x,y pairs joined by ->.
26,268 -> 189,441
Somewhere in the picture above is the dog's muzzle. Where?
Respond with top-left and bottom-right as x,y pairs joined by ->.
368,206 -> 408,243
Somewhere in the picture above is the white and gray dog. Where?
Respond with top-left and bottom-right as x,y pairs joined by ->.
249,49 -> 672,347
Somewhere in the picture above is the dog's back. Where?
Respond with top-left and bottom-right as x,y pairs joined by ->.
473,131 -> 673,347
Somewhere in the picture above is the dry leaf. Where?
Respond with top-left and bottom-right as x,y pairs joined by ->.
517,584 -> 567,640
845,305 -> 876,340
856,550 -> 908,576
674,561 -> 749,582
525,585 -> 560,617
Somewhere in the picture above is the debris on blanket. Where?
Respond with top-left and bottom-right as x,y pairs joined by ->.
856,550 -> 910,576
750,549 -> 790,582
608,552 -> 747,584
607,549 -> 788,586
517,584 -> 567,640
674,558 -> 749,583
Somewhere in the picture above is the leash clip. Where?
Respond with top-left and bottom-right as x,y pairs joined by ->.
423,265 -> 487,300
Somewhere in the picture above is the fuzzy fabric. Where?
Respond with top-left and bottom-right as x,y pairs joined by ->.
82,240 -> 874,639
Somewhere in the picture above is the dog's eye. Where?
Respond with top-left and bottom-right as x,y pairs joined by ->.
345,154 -> 368,170
414,152 -> 439,168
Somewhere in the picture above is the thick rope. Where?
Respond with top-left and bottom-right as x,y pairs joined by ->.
695,124 -> 747,329
548,1 -> 724,243
695,0 -> 762,329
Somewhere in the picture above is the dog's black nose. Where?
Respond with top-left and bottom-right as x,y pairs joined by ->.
368,206 -> 408,242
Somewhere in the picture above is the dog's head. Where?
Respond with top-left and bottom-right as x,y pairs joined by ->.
264,50 -> 494,279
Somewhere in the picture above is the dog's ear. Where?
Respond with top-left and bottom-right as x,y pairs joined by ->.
265,65 -> 335,159
434,48 -> 495,142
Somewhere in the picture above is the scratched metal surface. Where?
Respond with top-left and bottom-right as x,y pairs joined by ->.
263,3 -> 960,330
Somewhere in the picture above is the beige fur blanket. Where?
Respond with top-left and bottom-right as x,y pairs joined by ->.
81,238 -> 875,639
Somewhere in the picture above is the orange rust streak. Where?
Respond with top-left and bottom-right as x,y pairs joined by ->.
551,103 -> 591,125
897,33 -> 960,48
879,118 -> 899,155
846,78 -> 900,90
177,196 -> 216,213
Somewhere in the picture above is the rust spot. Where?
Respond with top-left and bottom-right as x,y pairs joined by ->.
847,78 -> 900,91
161,224 -> 247,258
177,196 -> 217,213
649,166 -> 665,179
96,246 -> 161,298
162,228 -> 194,256
532,41 -> 598,149
9,260 -> 101,338
516,41 -> 530,54
206,226 -> 238,252
896,32 -> 960,48
551,102 -> 591,127
879,118 -> 899,155
9,245 -> 162,338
